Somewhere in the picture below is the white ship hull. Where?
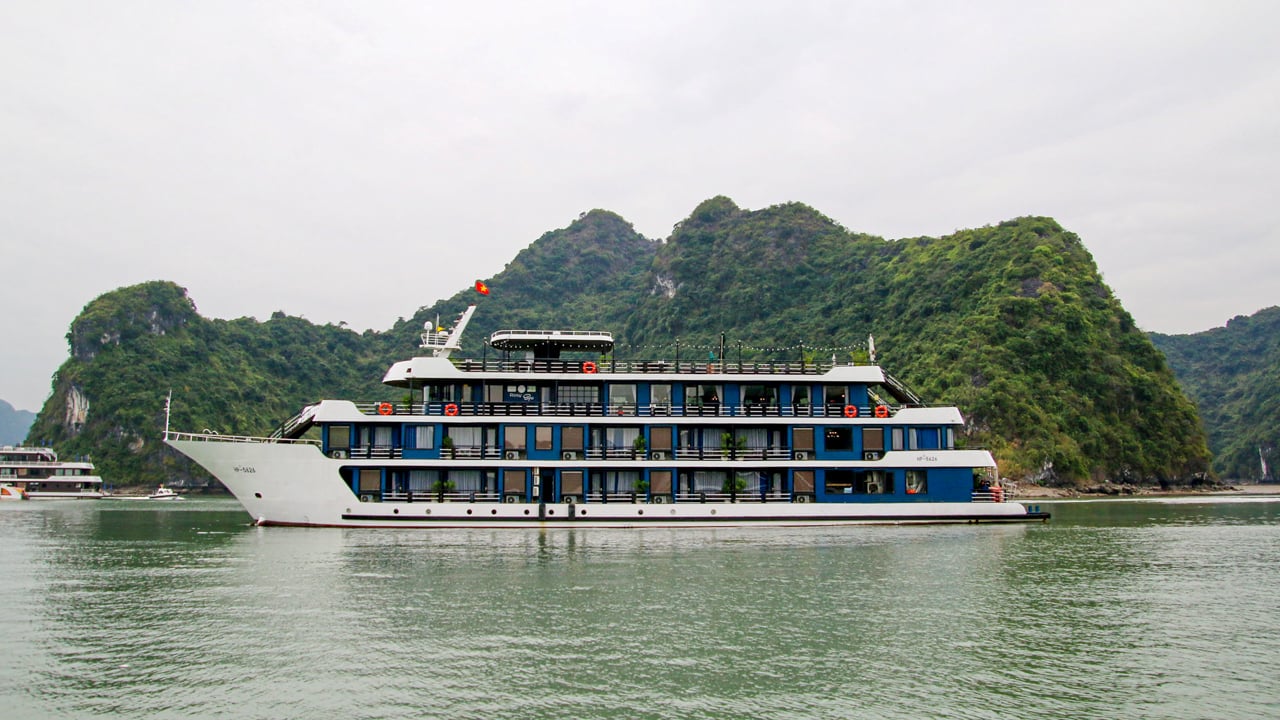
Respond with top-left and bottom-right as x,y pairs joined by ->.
168,436 -> 1038,528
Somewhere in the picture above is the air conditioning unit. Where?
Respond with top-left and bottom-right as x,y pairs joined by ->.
359,494 -> 374,502
794,451 -> 809,460
505,450 -> 521,460
330,449 -> 347,459
650,451 -> 667,460
562,451 -> 579,460
864,452 -> 881,461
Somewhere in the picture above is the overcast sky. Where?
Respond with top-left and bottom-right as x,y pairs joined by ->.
2,1 -> 1278,412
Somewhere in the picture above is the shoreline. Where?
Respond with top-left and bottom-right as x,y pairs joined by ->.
1012,481 -> 1280,499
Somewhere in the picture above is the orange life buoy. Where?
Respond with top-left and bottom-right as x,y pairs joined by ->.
874,405 -> 890,418
377,402 -> 393,416
582,361 -> 597,374
444,403 -> 459,416
843,405 -> 858,418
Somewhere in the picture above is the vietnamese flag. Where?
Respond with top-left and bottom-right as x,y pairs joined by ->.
474,280 -> 490,295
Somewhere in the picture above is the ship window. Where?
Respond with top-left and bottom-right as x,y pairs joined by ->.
650,426 -> 672,452
857,470 -> 891,494
863,427 -> 884,452
944,428 -> 955,449
826,469 -> 855,494
686,384 -> 722,409
423,384 -> 452,403
409,425 -> 434,449
793,427 -> 815,452
329,425 -> 351,450
358,469 -> 381,493
486,385 -> 505,403
561,471 -> 584,495
608,384 -> 636,410
649,470 -> 672,494
407,470 -> 438,492
908,429 -> 918,450
594,471 -> 640,493
742,384 -> 777,408
561,426 -> 584,451
824,386 -> 847,407
825,427 -> 853,451
791,385 -> 811,407
891,427 -> 904,451
651,384 -> 672,407
689,471 -> 727,493
535,426 -> 553,450
503,469 -> 526,494
449,470 -> 485,492
504,426 -> 527,451
906,470 -> 927,495
558,385 -> 598,404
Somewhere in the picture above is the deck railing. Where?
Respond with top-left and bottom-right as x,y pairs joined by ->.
357,401 -> 902,419
451,359 -> 834,375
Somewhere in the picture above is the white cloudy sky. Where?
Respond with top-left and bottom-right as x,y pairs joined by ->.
3,1 -> 1278,412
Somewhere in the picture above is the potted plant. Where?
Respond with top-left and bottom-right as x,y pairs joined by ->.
433,477 -> 456,502
720,432 -> 746,459
441,435 -> 454,459
633,435 -> 647,459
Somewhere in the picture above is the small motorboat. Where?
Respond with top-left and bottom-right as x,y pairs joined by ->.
0,484 -> 26,501
149,485 -> 182,500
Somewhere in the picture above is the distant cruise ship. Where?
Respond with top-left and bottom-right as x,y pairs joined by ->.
0,445 -> 105,499
166,305 -> 1047,527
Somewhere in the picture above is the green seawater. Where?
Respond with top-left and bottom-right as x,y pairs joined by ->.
1,496 -> 1278,719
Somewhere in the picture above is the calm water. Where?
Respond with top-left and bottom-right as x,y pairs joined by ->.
2,496 -> 1278,719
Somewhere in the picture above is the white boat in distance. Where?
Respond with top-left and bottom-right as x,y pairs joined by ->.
165,305 -> 1048,528
0,445 -> 105,500
149,485 -> 182,500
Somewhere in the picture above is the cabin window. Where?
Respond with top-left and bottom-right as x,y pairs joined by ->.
908,429 -> 917,450
407,469 -> 438,492
593,471 -> 641,494
329,425 -> 351,450
595,426 -> 640,452
649,470 -> 672,495
504,426 -> 527,453
561,426 -> 584,451
557,385 -> 598,404
857,470 -> 891,494
824,386 -> 847,408
794,471 -> 815,493
863,427 -> 884,453
826,469 -> 855,494
423,384 -> 452,403
649,426 -> 673,452
449,470 -> 487,493
651,384 -> 672,410
485,385 -> 505,403
793,427 -> 815,452
791,385 -> 811,408
604,381 -> 634,409
561,471 -> 584,496
409,425 -> 434,449
503,469 -> 527,495
688,471 -> 727,494
906,470 -> 927,495
535,426 -> 553,451
742,384 -> 777,409
891,427 -> 904,451
825,427 -> 853,452
358,469 -> 381,493
944,428 -> 955,449
685,384 -> 723,411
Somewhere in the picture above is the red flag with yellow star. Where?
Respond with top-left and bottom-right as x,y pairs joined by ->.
475,280 -> 490,295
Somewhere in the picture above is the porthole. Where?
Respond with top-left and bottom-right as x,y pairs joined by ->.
548,509 -> 555,515
393,508 -> 399,514
254,492 -> 262,499
637,509 -> 644,516
466,509 -> 473,515
491,509 -> 498,515
523,509 -> 530,515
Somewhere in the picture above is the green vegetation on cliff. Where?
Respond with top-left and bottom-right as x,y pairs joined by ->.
28,202 -> 1211,488
1151,307 -> 1280,480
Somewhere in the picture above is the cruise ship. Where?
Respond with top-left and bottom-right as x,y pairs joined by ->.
0,445 -> 105,499
165,306 -> 1048,527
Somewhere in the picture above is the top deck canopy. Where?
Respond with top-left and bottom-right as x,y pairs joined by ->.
489,329 -> 614,358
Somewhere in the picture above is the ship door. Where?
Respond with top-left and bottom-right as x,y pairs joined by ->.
538,468 -> 555,504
